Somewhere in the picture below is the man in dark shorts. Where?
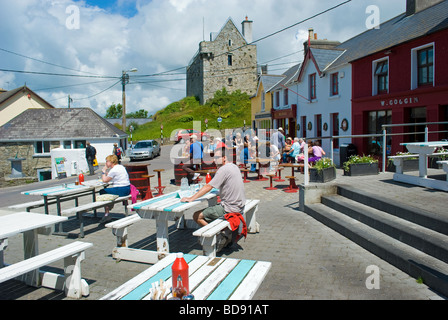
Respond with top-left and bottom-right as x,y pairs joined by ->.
180,147 -> 246,227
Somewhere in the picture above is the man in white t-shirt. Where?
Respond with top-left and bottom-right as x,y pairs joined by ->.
181,147 -> 246,227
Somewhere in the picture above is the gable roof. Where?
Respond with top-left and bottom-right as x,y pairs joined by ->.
272,63 -> 302,90
0,108 -> 127,141
297,47 -> 344,81
331,0 -> 448,69
211,17 -> 247,44
0,85 -> 54,111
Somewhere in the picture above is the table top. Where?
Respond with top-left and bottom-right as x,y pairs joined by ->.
101,253 -> 272,300
129,188 -> 219,216
401,141 -> 448,148
22,182 -> 104,197
279,163 -> 304,167
0,212 -> 68,239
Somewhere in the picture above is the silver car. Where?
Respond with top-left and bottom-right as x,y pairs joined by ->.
129,140 -> 161,161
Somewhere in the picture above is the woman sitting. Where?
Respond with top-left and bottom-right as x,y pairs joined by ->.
99,154 -> 131,223
308,141 -> 326,165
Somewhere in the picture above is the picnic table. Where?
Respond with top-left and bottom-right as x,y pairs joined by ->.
115,187 -> 219,264
20,181 -> 106,233
395,141 -> 448,191
247,158 -> 271,181
101,253 -> 271,300
279,163 -> 304,190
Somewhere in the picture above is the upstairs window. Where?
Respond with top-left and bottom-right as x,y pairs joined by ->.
330,72 -> 339,96
309,73 -> 316,100
283,89 -> 288,106
375,60 -> 388,94
35,141 -> 51,154
228,54 -> 233,66
417,46 -> 433,86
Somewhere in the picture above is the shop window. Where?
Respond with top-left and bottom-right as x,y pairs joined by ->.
332,113 -> 339,148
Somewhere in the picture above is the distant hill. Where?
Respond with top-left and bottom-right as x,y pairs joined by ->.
130,88 -> 252,142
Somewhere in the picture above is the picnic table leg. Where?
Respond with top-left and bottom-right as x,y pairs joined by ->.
155,216 -> 169,261
0,239 -> 8,268
92,190 -> 98,218
55,196 -> 64,234
23,230 -> 39,287
44,196 -> 49,215
64,251 -> 89,299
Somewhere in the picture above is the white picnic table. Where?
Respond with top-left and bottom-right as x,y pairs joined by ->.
0,212 -> 67,286
101,253 -> 272,300
395,141 -> 448,191
119,187 -> 219,264
21,181 -> 106,233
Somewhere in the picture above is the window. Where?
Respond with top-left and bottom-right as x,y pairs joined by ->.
309,73 -> 316,100
315,114 -> 322,138
367,110 -> 392,156
275,91 -> 280,107
63,141 -> 72,149
330,73 -> 339,96
228,54 -> 233,66
374,60 -> 388,94
228,78 -> 233,86
301,116 -> 307,138
283,89 -> 288,106
261,91 -> 265,111
74,140 -> 86,149
35,141 -> 51,154
331,113 -> 339,148
228,40 -> 232,46
417,46 -> 433,86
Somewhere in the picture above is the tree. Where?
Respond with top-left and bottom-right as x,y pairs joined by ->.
105,103 -> 122,118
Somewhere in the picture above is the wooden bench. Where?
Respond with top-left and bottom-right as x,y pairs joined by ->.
8,199 -> 57,212
61,195 -> 131,238
193,199 -> 260,257
437,160 -> 448,181
388,154 -> 418,174
105,213 -> 142,248
0,241 -> 93,299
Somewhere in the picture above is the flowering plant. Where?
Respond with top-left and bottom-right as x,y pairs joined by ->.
312,157 -> 335,172
435,148 -> 448,160
343,154 -> 377,172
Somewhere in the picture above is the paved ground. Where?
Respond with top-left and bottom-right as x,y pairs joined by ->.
0,155 -> 447,301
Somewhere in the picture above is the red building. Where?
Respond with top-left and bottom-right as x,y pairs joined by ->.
340,0 -> 448,157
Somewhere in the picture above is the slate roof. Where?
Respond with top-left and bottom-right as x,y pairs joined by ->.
311,48 -> 345,73
272,63 -> 302,90
259,74 -> 285,93
330,0 -> 448,69
0,108 -> 127,141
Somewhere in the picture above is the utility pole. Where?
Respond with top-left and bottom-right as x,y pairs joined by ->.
68,95 -> 73,108
121,68 -> 138,131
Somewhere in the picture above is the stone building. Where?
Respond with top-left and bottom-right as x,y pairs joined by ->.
186,17 -> 258,104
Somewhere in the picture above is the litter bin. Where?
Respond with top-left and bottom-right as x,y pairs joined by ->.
340,143 -> 357,166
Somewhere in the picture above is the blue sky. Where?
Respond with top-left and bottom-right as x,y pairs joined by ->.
0,0 -> 406,116
78,0 -> 140,17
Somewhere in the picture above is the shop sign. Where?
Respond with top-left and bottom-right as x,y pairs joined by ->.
380,97 -> 419,107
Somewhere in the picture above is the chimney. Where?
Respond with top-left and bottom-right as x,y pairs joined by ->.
303,28 -> 340,55
406,0 -> 444,16
261,65 -> 268,75
242,16 -> 253,44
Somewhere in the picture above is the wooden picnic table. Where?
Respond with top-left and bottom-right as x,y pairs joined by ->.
0,212 -> 67,285
101,253 -> 271,300
247,158 -> 271,181
118,188 -> 219,264
396,141 -> 448,191
21,181 -> 106,233
279,163 -> 304,190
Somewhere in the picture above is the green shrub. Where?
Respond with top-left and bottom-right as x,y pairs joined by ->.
343,155 -> 378,172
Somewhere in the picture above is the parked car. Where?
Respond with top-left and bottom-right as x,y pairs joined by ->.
129,140 -> 160,161
175,129 -> 209,143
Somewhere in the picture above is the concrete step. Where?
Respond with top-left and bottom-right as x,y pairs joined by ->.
337,185 -> 448,236
322,194 -> 448,264
304,203 -> 448,298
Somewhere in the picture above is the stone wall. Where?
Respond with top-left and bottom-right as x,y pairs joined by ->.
0,142 -> 58,179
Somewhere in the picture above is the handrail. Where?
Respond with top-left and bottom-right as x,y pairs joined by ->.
301,121 -> 447,184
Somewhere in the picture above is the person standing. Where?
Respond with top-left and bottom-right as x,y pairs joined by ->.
85,141 -> 97,176
270,127 -> 286,155
113,143 -> 122,164
182,135 -> 204,184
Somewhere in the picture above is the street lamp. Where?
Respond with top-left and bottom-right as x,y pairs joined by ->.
122,68 -> 138,132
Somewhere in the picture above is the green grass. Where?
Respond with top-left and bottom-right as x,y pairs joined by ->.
124,89 -> 252,141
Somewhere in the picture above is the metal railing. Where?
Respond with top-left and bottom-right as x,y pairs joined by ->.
303,121 -> 448,185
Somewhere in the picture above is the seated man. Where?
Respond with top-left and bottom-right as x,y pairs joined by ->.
181,147 -> 246,228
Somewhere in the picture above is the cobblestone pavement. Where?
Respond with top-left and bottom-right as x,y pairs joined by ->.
0,165 -> 446,300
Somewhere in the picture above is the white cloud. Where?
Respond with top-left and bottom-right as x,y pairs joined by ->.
0,0 -> 406,117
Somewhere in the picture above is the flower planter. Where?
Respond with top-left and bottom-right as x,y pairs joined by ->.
309,167 -> 336,183
387,159 -> 419,172
344,162 -> 379,176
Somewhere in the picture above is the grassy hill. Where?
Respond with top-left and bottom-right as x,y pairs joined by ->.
129,88 -> 252,142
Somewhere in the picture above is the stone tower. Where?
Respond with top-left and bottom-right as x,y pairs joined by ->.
186,17 -> 258,104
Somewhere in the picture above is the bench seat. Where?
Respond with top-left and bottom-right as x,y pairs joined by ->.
8,199 -> 57,212
105,214 -> 142,247
437,160 -> 448,181
0,241 -> 93,299
61,195 -> 131,238
193,199 -> 260,257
